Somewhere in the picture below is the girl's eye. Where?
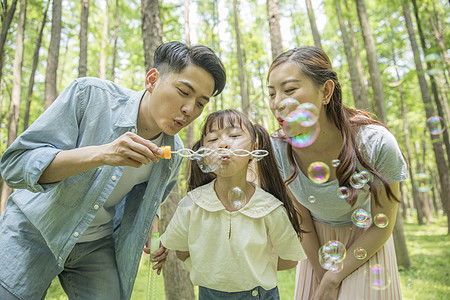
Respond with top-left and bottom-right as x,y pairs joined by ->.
207,138 -> 217,143
197,101 -> 205,108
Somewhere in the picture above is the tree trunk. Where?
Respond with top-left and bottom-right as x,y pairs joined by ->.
0,0 -> 18,82
111,0 -> 119,81
355,0 -> 386,124
344,0 -> 369,110
44,0 -> 62,109
78,0 -> 89,78
392,208 -> 410,269
304,0 -> 321,48
24,0 -> 49,130
412,0 -> 450,168
266,0 -> 283,60
403,2 -> 450,233
335,0 -> 365,110
428,3 -> 449,77
184,0 -> 194,150
1,0 -> 26,214
160,185 -> 195,300
99,0 -> 109,79
233,0 -> 249,115
141,0 -> 162,72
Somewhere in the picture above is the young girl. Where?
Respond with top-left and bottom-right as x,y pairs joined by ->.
267,46 -> 408,299
160,109 -> 305,299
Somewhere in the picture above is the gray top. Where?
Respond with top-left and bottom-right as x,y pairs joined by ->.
271,124 -> 408,226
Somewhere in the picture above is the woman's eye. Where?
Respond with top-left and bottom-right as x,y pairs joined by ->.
285,89 -> 295,93
178,88 -> 188,96
197,102 -> 205,108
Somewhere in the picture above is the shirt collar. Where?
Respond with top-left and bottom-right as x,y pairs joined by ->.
114,89 -> 146,128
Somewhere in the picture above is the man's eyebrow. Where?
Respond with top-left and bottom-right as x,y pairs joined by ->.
267,79 -> 301,89
179,80 -> 210,102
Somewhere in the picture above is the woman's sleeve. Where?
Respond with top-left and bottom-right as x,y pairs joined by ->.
160,197 -> 192,251
266,206 -> 306,261
0,80 -> 85,193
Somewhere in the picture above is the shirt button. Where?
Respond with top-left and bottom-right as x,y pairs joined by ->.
58,256 -> 63,261
93,204 -> 99,210
130,128 -> 136,133
73,232 -> 79,238
252,289 -> 258,296
111,176 -> 117,181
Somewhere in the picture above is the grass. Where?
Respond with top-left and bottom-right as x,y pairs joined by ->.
44,214 -> 449,299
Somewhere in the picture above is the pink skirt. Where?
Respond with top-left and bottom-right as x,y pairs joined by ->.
294,220 -> 402,299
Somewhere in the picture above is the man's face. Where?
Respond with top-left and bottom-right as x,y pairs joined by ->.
143,65 -> 215,136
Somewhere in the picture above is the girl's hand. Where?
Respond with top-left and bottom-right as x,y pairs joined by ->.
143,243 -> 168,275
313,271 -> 340,300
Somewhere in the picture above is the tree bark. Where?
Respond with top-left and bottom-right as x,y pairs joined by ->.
392,208 -> 410,269
233,0 -> 249,115
78,0 -> 89,78
1,0 -> 26,214
99,0 -> 109,79
160,185 -> 195,300
141,0 -> 162,72
304,0 -> 321,48
0,0 -> 18,82
355,0 -> 386,123
24,0 -> 49,130
184,0 -> 194,151
266,0 -> 283,60
403,1 -> 450,233
44,0 -> 62,109
111,0 -> 119,81
335,0 -> 365,110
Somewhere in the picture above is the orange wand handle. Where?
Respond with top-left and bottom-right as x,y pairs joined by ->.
157,146 -> 172,159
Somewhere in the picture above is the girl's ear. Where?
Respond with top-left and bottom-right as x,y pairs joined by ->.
321,79 -> 335,105
253,141 -> 259,151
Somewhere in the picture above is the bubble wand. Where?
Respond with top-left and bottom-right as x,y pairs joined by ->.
156,146 -> 268,161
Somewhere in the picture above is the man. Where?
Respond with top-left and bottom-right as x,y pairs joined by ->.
0,41 -> 226,300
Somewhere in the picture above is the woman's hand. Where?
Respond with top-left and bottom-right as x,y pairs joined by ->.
313,271 -> 340,300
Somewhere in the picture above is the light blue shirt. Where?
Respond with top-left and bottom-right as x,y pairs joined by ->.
0,78 -> 183,299
271,125 -> 408,226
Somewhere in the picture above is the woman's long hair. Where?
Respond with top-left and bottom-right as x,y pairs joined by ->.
267,46 -> 398,207
187,109 -> 304,236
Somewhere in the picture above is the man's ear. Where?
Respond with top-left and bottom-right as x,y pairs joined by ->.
322,79 -> 335,105
145,68 -> 160,92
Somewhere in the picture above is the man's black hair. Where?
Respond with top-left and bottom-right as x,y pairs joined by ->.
153,41 -> 226,97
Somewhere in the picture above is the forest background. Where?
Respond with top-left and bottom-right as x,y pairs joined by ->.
0,0 -> 449,299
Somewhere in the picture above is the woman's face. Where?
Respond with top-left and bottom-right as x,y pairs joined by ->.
267,62 -> 325,132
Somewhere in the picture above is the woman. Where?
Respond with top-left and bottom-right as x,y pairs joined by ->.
266,46 -> 408,299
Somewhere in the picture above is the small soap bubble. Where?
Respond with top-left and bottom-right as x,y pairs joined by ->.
350,173 -> 365,189
426,116 -> 446,135
367,264 -> 391,290
407,278 -> 412,288
351,208 -> 372,228
308,195 -> 316,203
307,162 -> 330,184
337,186 -> 350,199
373,213 -> 389,228
296,102 -> 319,126
358,170 -> 371,184
286,122 -> 320,148
332,159 -> 340,167
383,65 -> 408,87
416,173 -> 432,192
228,187 -> 247,210
329,261 -> 344,273
318,240 -> 346,270
278,98 -> 301,120
353,247 -> 367,260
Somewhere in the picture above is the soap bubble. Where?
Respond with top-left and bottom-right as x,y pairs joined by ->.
367,264 -> 391,290
332,159 -> 340,167
357,171 -> 371,184
195,147 -> 222,173
427,116 -> 446,135
373,213 -> 389,228
318,240 -> 346,269
286,122 -> 320,148
351,208 -> 372,228
296,102 -> 319,126
308,195 -> 316,203
383,65 -> 408,87
353,247 -> 367,260
329,261 -> 344,273
350,173 -> 365,189
415,173 -> 432,192
278,98 -> 301,121
337,186 -> 350,199
307,162 -> 330,184
228,187 -> 247,210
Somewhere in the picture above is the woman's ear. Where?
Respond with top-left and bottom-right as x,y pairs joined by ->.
145,68 -> 160,92
322,79 -> 335,105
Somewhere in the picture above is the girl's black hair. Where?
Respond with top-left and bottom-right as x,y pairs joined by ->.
187,109 -> 304,236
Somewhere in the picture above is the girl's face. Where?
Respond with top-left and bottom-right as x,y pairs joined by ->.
203,119 -> 255,178
267,62 -> 326,132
